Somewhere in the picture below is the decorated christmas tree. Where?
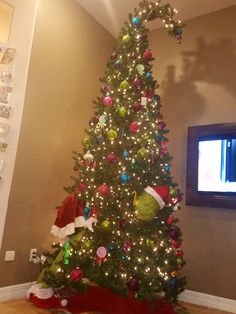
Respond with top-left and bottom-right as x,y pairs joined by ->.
29,1 -> 186,312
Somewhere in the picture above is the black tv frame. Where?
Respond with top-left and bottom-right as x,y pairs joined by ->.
186,122 -> 236,209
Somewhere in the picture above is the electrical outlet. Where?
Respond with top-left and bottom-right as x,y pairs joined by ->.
29,248 -> 37,262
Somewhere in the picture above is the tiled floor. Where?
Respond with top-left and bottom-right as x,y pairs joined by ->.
0,298 -> 234,314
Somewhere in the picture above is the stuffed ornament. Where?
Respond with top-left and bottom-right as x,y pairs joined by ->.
51,194 -> 97,239
133,186 -> 177,221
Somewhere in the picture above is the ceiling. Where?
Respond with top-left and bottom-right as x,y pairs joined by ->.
76,0 -> 236,37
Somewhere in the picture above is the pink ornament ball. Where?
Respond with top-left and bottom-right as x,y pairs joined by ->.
103,96 -> 113,106
61,299 -> 68,307
129,121 -> 140,133
143,50 -> 152,60
97,183 -> 110,196
96,246 -> 107,259
70,268 -> 83,282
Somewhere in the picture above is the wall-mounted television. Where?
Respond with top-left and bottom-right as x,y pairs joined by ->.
186,123 -> 236,209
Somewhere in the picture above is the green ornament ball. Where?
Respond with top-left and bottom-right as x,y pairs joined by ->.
122,34 -> 131,44
101,220 -> 111,229
107,129 -> 118,140
134,191 -> 159,221
137,147 -> 147,157
143,134 -> 150,141
120,80 -> 130,90
118,107 -> 127,118
170,188 -> 177,196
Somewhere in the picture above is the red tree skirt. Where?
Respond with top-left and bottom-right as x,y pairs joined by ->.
29,285 -> 177,314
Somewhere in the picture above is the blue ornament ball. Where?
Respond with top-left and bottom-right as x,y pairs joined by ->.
132,17 -> 141,26
153,94 -> 161,104
146,71 -> 152,79
154,134 -> 164,142
170,278 -> 177,286
121,173 -> 130,183
122,150 -> 129,158
175,28 -> 182,36
114,60 -> 122,69
108,243 -> 116,253
165,164 -> 171,172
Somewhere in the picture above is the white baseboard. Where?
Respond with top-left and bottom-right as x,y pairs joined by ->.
0,282 -> 35,302
179,289 -> 236,313
0,283 -> 235,313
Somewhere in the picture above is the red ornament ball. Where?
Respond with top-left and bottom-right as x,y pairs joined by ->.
132,77 -> 141,88
132,102 -> 143,112
103,96 -> 113,106
97,184 -> 110,196
129,121 -> 140,133
119,219 -> 128,230
167,215 -> 174,225
172,240 -> 181,249
127,278 -> 140,291
106,152 -> 117,164
143,50 -> 152,60
111,52 -> 118,60
176,250 -> 184,257
70,268 -> 83,282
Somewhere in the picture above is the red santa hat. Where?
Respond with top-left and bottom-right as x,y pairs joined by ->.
51,194 -> 97,239
144,185 -> 175,209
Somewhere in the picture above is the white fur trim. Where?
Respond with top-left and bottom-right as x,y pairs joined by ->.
144,186 -> 165,209
27,283 -> 54,300
51,216 -> 97,239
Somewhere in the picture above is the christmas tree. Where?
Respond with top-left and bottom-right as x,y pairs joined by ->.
29,0 -> 186,311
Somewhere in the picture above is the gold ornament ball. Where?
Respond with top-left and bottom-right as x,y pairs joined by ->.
83,240 -> 92,249
107,129 -> 118,140
146,239 -> 154,248
101,220 -> 111,229
137,147 -> 147,157
120,80 -> 130,90
122,34 -> 131,44
118,107 -> 127,118
82,137 -> 89,148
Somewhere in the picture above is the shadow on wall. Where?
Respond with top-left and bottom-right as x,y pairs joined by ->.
161,36 -> 236,126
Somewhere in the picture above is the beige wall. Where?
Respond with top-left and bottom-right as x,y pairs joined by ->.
0,0 -> 114,286
149,6 -> 236,299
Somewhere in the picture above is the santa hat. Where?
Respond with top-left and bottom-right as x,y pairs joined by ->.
51,194 -> 97,239
144,185 -> 174,209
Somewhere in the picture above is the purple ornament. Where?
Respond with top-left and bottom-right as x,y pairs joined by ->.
158,121 -> 166,131
127,278 -> 140,291
106,152 -> 117,164
168,228 -> 178,239
119,219 -> 128,230
103,96 -> 113,106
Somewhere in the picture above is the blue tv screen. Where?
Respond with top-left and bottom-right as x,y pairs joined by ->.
198,138 -> 236,193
